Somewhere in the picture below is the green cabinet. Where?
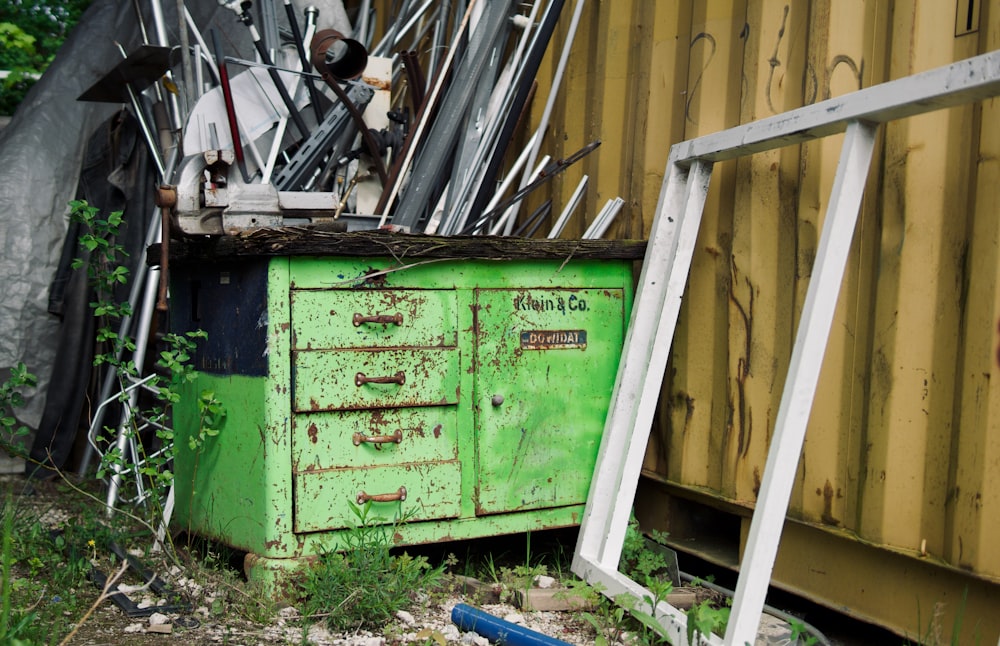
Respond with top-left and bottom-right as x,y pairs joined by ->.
170,239 -> 635,584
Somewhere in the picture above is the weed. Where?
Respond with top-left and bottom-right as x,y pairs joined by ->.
300,501 -> 443,632
578,584 -> 630,646
0,362 -> 36,460
68,199 -> 225,534
788,619 -> 819,645
686,597 -> 730,644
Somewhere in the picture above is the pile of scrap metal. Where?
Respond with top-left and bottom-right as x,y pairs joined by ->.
116,0 -> 618,241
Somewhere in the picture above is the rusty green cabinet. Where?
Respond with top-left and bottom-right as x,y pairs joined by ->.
170,241 -> 634,584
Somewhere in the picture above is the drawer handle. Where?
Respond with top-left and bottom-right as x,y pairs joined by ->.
355,371 -> 406,387
357,486 -> 407,505
352,429 -> 403,446
353,312 -> 403,326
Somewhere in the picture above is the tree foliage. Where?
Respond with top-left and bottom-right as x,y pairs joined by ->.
0,0 -> 92,115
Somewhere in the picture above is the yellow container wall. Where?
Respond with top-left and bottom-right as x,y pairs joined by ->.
521,0 -> 998,571
514,0 -> 1000,637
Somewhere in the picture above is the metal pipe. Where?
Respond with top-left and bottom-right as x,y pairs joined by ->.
114,42 -> 167,181
376,0 -> 483,224
228,2 -> 311,140
176,0 -> 194,117
183,6 -> 220,83
547,174 -> 587,239
283,0 -> 325,122
487,150 -> 547,235
505,0 -> 587,235
212,29 -> 252,183
464,0 -> 567,230
147,0 -> 184,129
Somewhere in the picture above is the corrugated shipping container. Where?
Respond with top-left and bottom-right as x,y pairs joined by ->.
370,0 -> 1000,639
512,0 -> 1000,640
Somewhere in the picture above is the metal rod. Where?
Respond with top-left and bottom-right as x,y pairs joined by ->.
505,0 -> 586,235
283,0 -> 325,122
460,139 -> 600,235
376,0 -> 483,224
465,0 -> 567,230
147,0 -> 184,130
487,150 -> 547,235
114,42 -> 167,181
512,199 -> 551,237
230,3 -> 311,140
547,174 -> 587,239
183,6 -> 220,83
211,29 -> 252,183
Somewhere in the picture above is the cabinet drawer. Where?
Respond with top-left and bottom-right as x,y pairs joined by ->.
293,461 -> 462,532
292,408 -> 458,471
291,289 -> 457,349
293,348 -> 460,411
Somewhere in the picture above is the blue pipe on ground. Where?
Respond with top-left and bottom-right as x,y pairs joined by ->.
451,603 -> 572,646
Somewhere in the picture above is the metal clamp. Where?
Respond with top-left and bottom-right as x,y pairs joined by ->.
357,486 -> 406,505
352,429 -> 403,446
353,312 -> 404,326
355,371 -> 405,387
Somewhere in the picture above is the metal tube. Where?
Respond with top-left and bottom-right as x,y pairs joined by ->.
114,42 -> 166,181
283,0 -> 325,122
183,6 -> 220,83
212,29 -> 252,183
547,174 -> 587,239
104,262 -> 162,515
505,0 -> 587,235
376,0 -> 483,224
487,150 -> 547,235
147,0 -> 184,130
464,0 -> 567,231
176,0 -> 194,116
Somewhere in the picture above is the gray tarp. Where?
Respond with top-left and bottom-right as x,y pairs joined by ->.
0,0 -> 352,467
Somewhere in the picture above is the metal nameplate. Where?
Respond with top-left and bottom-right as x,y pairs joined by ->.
520,330 -> 587,350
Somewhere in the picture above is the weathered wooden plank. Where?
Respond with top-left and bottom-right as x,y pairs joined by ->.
159,228 -> 647,262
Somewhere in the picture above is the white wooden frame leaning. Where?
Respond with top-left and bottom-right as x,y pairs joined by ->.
571,50 -> 1000,646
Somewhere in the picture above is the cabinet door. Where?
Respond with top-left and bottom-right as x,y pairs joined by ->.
473,288 -> 626,514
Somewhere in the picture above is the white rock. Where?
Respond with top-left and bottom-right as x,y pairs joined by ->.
148,612 -> 170,626
534,575 -> 557,589
503,612 -> 525,625
124,623 -> 144,633
168,565 -> 182,577
441,624 -> 461,641
278,606 -> 300,619
461,632 -> 489,646
137,598 -> 153,609
195,606 -> 210,617
396,610 -> 416,626
307,624 -> 334,642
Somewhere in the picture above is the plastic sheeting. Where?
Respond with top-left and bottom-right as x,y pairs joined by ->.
0,0 -> 353,456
